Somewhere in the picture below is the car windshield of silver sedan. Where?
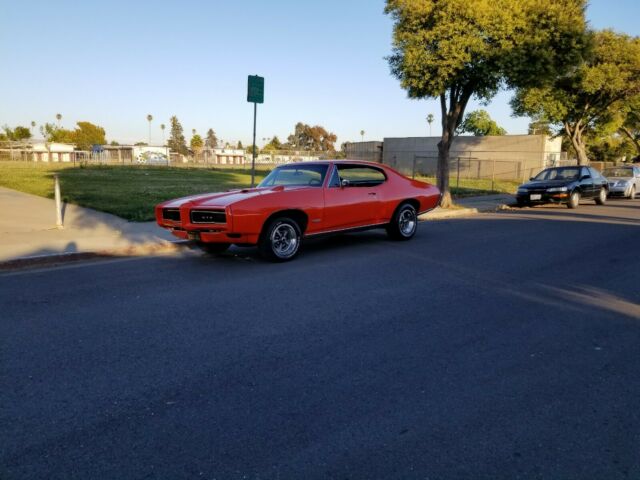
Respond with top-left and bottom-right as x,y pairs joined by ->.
258,164 -> 328,188
603,168 -> 633,178
534,167 -> 580,181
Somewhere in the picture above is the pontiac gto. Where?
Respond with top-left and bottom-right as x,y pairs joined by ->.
155,160 -> 441,261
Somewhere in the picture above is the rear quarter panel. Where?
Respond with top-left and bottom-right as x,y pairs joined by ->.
377,168 -> 440,220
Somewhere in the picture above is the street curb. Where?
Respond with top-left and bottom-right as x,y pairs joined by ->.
419,207 -> 479,221
0,240 -> 190,271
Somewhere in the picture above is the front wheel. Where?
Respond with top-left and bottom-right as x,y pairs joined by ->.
567,190 -> 580,209
258,217 -> 302,262
595,187 -> 607,205
387,203 -> 418,241
629,186 -> 636,200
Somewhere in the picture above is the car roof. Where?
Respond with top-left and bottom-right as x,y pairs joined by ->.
276,159 -> 386,168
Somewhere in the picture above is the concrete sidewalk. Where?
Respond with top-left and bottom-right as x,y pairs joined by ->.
0,187 -> 177,262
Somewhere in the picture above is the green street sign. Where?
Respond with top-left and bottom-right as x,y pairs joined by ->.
247,75 -> 264,104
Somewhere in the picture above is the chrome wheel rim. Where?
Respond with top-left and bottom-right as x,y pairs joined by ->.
399,208 -> 417,236
271,223 -> 298,257
600,189 -> 607,202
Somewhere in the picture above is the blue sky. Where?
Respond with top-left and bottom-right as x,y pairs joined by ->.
1,0 -> 638,146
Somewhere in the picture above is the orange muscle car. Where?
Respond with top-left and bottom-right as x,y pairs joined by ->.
155,160 -> 441,261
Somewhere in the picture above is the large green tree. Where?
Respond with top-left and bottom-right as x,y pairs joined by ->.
512,30 -> 640,165
190,134 -> 204,155
73,122 -> 106,150
205,128 -> 218,148
385,0 -> 587,206
459,110 -> 506,136
2,125 -> 32,141
168,116 -> 188,155
286,122 -> 337,151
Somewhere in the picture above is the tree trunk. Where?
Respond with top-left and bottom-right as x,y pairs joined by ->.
436,88 -> 471,208
437,129 -> 452,208
565,123 -> 589,166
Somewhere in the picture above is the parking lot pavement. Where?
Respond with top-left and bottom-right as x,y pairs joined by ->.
1,198 -> 639,479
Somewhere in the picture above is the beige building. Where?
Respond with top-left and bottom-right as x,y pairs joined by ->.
383,135 -> 564,181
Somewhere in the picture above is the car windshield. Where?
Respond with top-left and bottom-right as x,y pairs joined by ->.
258,164 -> 328,188
603,168 -> 633,178
533,167 -> 580,181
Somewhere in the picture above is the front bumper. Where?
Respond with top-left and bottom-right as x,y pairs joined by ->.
516,191 -> 570,204
155,205 -> 260,245
607,185 -> 631,197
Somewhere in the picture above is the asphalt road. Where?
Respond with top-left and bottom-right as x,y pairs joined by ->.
1,199 -> 640,480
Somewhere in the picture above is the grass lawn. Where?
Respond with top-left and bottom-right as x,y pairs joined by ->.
0,162 -> 266,221
417,176 -> 520,197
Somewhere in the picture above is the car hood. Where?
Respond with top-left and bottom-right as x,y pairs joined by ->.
520,179 -> 576,189
162,185 -> 301,208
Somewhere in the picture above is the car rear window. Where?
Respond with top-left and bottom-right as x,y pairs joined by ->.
337,166 -> 386,187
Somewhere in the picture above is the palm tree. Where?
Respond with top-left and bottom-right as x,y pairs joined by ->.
360,130 -> 365,142
146,114 -> 153,144
427,114 -> 434,136
56,113 -> 62,126
160,123 -> 166,145
30,121 -> 36,135
192,128 -> 196,136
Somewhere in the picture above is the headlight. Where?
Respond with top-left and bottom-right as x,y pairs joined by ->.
547,186 -> 568,193
517,188 -> 528,194
616,180 -> 629,187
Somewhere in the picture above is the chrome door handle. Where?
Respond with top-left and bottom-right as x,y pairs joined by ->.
368,192 -> 377,196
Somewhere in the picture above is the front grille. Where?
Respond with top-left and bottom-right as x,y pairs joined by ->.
162,208 -> 181,222
190,209 -> 226,224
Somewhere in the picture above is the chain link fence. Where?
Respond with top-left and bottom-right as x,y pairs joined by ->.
408,153 -> 576,190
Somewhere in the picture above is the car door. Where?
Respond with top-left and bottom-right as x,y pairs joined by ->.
590,167 -> 606,195
322,164 -> 383,231
580,167 -> 596,198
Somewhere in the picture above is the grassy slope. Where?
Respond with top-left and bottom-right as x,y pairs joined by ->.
0,163 -> 265,221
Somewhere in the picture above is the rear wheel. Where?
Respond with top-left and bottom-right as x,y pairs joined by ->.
595,187 -> 607,205
567,190 -> 580,209
197,242 -> 230,255
387,203 -> 418,241
258,217 -> 302,262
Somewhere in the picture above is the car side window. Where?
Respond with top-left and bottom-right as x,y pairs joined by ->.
327,165 -> 341,188
337,165 -> 386,187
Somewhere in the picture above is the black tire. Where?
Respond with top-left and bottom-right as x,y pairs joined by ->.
197,242 -> 230,255
516,198 -> 529,208
567,190 -> 580,209
387,203 -> 418,241
258,217 -> 302,262
595,187 -> 607,205
629,186 -> 636,200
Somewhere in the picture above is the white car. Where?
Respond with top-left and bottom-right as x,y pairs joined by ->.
603,166 -> 640,199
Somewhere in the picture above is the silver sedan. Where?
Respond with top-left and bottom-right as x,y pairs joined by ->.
603,166 -> 640,199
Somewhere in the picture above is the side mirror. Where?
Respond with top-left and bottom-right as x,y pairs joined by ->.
341,179 -> 350,188
580,175 -> 591,180
529,177 -> 535,181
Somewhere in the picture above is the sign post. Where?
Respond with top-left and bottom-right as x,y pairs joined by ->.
247,75 -> 264,187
